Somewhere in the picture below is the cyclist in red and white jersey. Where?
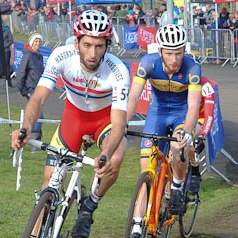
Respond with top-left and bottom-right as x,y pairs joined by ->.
198,77 -> 215,137
12,10 -> 130,238
188,76 -> 216,192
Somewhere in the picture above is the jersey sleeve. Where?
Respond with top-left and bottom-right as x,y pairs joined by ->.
37,48 -> 62,90
200,81 -> 215,137
188,63 -> 202,92
111,63 -> 130,111
133,54 -> 153,85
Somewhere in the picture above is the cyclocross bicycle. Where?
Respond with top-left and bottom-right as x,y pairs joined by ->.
21,131 -> 106,238
125,130 -> 201,238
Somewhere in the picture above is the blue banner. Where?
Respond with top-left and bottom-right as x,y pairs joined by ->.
76,0 -> 142,4
123,25 -> 138,50
207,83 -> 224,164
13,42 -> 52,70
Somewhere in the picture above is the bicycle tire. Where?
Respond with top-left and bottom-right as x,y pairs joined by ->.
179,174 -> 200,238
125,171 -> 153,238
58,185 -> 86,237
22,190 -> 57,238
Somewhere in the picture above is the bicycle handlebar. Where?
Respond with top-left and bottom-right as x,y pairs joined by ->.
127,130 -> 178,142
28,139 -> 95,166
98,155 -> 107,169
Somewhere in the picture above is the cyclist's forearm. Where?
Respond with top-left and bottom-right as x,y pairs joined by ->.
127,96 -> 138,122
23,96 -> 42,132
184,90 -> 201,133
102,110 -> 127,158
184,105 -> 200,133
127,82 -> 145,122
22,86 -> 51,133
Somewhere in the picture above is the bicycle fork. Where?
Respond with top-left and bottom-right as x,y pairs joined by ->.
52,164 -> 81,238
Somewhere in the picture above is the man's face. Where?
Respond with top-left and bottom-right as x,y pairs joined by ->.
79,35 -> 107,72
161,47 -> 184,74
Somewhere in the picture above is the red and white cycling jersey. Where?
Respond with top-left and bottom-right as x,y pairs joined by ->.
199,77 -> 215,137
38,44 -> 130,112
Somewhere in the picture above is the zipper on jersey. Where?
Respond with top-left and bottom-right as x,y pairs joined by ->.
168,75 -> 172,112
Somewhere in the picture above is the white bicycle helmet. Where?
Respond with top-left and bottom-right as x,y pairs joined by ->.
73,10 -> 113,40
156,24 -> 187,49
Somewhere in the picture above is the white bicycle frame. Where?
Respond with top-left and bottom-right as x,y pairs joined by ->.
28,139 -> 99,238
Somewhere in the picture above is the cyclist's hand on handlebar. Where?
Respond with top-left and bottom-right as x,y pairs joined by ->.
11,128 -> 31,150
179,129 -> 193,148
94,155 -> 110,178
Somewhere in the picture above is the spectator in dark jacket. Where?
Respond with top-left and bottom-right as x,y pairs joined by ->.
0,15 -> 14,85
16,32 -> 44,146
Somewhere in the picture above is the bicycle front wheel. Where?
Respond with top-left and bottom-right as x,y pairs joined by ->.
22,190 -> 57,238
179,192 -> 200,238
125,171 -> 153,238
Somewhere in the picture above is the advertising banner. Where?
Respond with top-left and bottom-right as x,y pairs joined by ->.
207,83 -> 224,164
123,25 -> 138,50
137,26 -> 157,51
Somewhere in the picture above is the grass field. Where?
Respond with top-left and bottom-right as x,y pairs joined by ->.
0,103 -> 238,238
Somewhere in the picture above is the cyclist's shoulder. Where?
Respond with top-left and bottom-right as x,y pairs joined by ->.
182,55 -> 201,77
183,55 -> 201,68
104,53 -> 126,66
50,44 -> 79,62
201,76 -> 216,87
103,53 -> 130,77
138,53 -> 162,73
140,53 -> 161,63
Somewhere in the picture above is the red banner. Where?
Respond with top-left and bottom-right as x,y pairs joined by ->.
137,26 -> 157,51
130,63 -> 152,115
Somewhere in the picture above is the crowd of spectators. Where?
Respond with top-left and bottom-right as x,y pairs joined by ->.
192,6 -> 238,60
3,0 -> 169,32
2,0 -> 238,60
193,6 -> 238,31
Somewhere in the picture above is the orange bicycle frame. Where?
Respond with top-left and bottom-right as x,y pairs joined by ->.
145,145 -> 174,235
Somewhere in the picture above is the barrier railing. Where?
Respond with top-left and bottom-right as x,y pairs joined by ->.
187,27 -> 205,62
9,12 -> 238,67
232,29 -> 238,67
202,29 -> 233,66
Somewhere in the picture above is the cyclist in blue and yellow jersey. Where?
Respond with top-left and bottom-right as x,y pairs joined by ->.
127,24 -> 202,237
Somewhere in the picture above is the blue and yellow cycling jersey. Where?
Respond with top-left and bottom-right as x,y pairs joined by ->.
134,53 -> 202,112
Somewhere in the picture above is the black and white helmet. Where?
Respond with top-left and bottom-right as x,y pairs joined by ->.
156,24 -> 187,49
73,10 -> 113,39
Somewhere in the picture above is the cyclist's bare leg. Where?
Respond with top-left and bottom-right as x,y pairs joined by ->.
170,129 -> 188,181
31,165 -> 54,236
132,158 -> 149,217
43,165 -> 55,188
97,136 -> 127,196
129,155 -> 151,236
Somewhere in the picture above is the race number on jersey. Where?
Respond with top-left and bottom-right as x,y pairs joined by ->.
202,82 -> 214,97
